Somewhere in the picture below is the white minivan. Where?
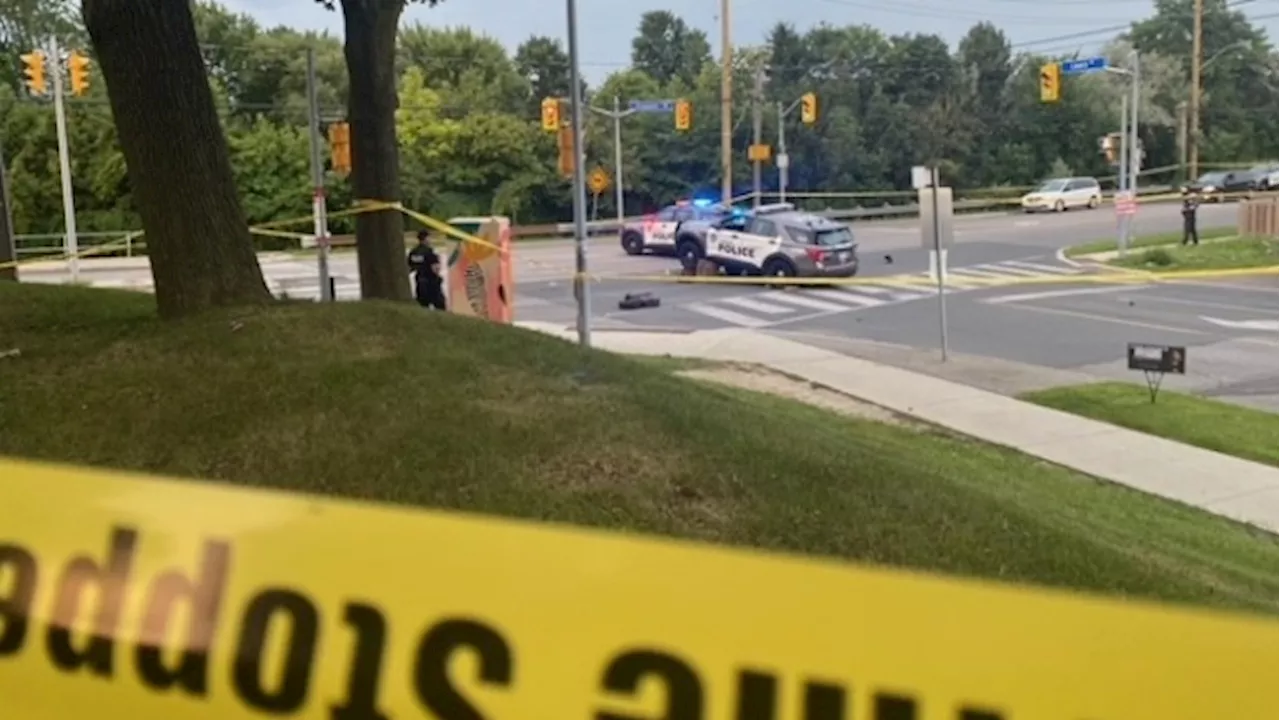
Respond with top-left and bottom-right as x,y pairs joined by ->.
1020,177 -> 1102,212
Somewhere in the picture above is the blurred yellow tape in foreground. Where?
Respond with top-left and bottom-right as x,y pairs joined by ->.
0,458 -> 1273,719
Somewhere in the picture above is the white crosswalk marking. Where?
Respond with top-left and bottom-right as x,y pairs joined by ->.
671,258 -> 1092,328
721,296 -> 798,314
757,291 -> 849,312
971,263 -> 1044,277
807,288 -> 885,307
684,302 -> 773,327
1002,260 -> 1081,274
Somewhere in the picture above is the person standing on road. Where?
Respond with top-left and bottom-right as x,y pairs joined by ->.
1181,188 -> 1201,246
407,230 -> 447,310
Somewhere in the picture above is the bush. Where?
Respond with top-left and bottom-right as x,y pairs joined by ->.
1140,248 -> 1175,266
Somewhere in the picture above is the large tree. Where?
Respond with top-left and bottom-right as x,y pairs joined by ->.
82,0 -> 270,319
317,0 -> 440,302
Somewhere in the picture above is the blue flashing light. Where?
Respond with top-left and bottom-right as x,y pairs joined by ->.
692,198 -> 712,208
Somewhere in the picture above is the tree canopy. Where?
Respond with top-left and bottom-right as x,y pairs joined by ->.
5,0 -> 1276,243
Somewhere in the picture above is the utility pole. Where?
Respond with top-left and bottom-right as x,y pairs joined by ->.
565,0 -> 591,347
588,96 -> 635,228
0,142 -> 16,281
719,0 -> 732,204
750,64 -> 764,207
1189,0 -> 1203,180
1129,51 -> 1141,201
50,36 -> 79,283
1176,101 -> 1188,182
305,47 -> 333,302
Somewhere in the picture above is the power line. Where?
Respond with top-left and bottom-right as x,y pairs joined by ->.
818,0 -> 1127,25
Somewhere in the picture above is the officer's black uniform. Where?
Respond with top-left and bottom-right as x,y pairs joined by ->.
1181,192 -> 1200,246
407,234 -> 446,310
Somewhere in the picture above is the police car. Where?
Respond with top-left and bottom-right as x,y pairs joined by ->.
678,203 -> 859,279
619,199 -> 730,256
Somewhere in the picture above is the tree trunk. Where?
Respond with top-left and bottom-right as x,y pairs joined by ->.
341,0 -> 410,301
82,0 -> 271,319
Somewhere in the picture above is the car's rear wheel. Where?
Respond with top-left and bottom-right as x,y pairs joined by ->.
762,257 -> 797,288
621,231 -> 644,256
1087,195 -> 1100,209
1054,200 -> 1066,212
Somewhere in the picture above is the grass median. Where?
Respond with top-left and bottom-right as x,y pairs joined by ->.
1021,382 -> 1278,466
0,282 -> 1275,613
1108,235 -> 1278,272
1063,226 -> 1237,257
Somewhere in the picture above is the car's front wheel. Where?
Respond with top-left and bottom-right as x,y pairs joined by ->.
1054,200 -> 1066,212
621,231 -> 645,256
676,239 -> 703,271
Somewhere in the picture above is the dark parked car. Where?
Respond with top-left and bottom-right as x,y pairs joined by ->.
1181,170 -> 1265,201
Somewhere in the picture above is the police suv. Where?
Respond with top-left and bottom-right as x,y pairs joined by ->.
677,203 -> 859,279
620,200 -> 729,256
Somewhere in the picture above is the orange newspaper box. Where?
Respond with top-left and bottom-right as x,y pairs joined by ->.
444,216 -> 513,323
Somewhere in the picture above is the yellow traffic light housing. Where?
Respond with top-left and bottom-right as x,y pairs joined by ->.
328,121 -> 351,175
67,51 -> 91,96
800,92 -> 817,124
1039,63 -> 1061,103
674,99 -> 691,131
541,97 -> 560,132
20,51 -> 46,96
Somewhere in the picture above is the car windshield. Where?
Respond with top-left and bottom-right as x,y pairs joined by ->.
1197,173 -> 1227,184
813,227 -> 854,247
1035,180 -> 1068,192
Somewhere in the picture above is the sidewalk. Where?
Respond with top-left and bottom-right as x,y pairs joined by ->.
518,321 -> 1279,533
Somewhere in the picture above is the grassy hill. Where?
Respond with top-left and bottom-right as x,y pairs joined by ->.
0,282 -> 1274,612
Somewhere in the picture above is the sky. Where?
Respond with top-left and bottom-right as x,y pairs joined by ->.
225,0 -> 1280,83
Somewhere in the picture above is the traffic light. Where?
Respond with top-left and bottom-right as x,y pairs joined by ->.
674,99 -> 691,131
20,50 -> 46,96
557,124 -> 575,177
541,97 -> 560,132
800,92 -> 817,124
67,51 -> 91,96
1039,63 -> 1060,103
328,121 -> 351,174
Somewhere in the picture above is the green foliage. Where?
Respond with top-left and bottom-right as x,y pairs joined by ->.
2,0 -> 1275,241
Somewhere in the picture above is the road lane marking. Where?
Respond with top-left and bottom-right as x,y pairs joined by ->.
720,296 -> 798,314
1135,295 -> 1277,313
983,285 -> 1143,305
683,302 -> 772,327
1199,316 -> 1280,332
997,303 -> 1210,335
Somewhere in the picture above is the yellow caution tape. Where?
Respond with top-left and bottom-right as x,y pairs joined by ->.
0,232 -> 145,271
0,458 -> 1273,718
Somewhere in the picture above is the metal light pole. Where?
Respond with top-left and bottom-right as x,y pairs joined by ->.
776,102 -> 788,203
750,65 -> 763,207
1129,50 -> 1141,228
588,96 -> 635,229
719,0 -> 733,204
930,166 -> 948,363
50,36 -> 79,283
305,47 -> 333,302
565,0 -> 591,346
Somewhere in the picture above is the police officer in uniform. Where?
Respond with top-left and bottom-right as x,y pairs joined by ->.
1181,188 -> 1201,245
407,229 -> 446,310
